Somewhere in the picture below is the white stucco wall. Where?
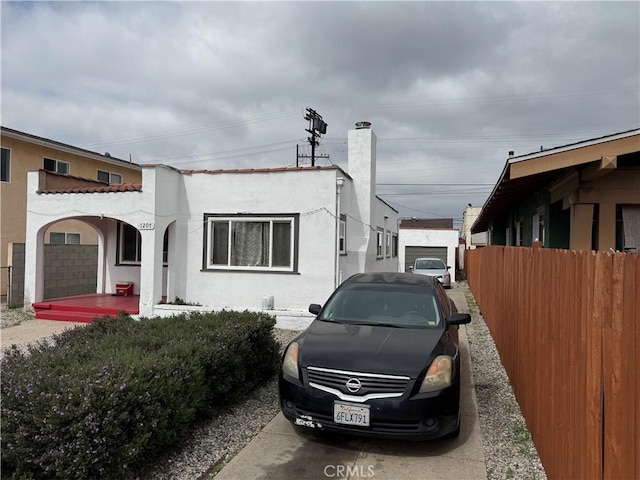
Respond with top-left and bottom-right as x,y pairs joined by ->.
178,168 -> 340,311
398,228 -> 459,281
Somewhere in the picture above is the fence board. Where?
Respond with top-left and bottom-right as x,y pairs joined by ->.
466,246 -> 638,480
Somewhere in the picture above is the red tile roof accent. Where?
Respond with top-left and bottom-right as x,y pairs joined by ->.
39,183 -> 142,194
181,165 -> 351,178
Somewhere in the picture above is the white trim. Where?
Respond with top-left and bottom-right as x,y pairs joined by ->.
509,129 -> 639,164
205,216 -> 295,272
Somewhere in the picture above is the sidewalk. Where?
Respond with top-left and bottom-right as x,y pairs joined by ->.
1,318 -> 86,350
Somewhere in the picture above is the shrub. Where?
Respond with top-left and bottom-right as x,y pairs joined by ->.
1,311 -> 280,480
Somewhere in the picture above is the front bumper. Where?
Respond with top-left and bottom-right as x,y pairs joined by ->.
278,373 -> 460,441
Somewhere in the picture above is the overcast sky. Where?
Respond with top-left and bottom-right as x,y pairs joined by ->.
2,1 -> 639,225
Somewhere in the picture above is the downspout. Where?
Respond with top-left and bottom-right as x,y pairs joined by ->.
335,177 -> 345,288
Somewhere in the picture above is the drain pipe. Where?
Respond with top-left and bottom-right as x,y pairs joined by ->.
335,177 -> 345,288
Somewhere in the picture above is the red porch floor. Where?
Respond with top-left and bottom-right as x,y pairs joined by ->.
33,293 -> 140,323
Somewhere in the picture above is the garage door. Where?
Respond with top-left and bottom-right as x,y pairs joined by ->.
404,246 -> 448,272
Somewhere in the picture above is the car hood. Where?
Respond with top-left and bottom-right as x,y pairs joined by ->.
413,268 -> 448,277
298,320 -> 445,378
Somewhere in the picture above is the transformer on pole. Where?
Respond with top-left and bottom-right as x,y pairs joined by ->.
301,107 -> 328,167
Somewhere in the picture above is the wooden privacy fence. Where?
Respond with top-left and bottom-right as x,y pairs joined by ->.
466,246 -> 639,480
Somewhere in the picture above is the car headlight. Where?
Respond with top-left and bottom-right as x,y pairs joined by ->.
282,342 -> 300,380
419,355 -> 452,393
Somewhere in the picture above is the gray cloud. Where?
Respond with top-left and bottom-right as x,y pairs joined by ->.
2,1 -> 638,223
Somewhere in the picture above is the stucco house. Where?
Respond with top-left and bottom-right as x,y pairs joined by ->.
397,218 -> 458,282
458,205 -> 487,271
24,122 -> 398,317
472,129 -> 640,252
0,127 -> 142,264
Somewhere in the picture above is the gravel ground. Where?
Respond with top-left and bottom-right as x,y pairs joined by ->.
460,282 -> 547,480
136,328 -> 301,480
2,286 -> 548,480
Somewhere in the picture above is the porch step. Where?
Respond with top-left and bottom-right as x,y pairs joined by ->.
32,296 -> 139,323
32,302 -> 125,316
34,310 -> 112,323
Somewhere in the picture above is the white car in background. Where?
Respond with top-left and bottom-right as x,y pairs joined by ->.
410,257 -> 451,288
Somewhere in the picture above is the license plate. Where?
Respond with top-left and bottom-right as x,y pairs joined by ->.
334,402 -> 370,426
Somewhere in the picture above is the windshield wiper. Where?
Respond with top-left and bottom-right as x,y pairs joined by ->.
347,321 -> 403,328
316,317 -> 344,323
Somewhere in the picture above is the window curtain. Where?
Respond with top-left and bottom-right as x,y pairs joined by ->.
622,205 -> 640,253
231,222 -> 269,266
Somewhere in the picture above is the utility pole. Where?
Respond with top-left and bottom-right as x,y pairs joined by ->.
302,107 -> 328,167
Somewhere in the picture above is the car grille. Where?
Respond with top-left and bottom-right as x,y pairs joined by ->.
306,366 -> 410,400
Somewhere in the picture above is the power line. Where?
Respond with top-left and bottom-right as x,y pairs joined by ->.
377,183 -> 494,186
82,110 -> 300,149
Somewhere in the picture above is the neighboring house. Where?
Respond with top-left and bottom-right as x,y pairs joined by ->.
24,122 -> 398,316
460,205 -> 487,249
0,126 -> 142,270
398,218 -> 458,282
472,129 -> 640,252
458,205 -> 487,270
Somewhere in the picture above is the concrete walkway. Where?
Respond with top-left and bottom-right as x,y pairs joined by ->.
215,289 -> 487,480
1,318 -> 86,349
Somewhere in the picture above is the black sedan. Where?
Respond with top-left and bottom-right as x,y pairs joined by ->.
278,272 -> 471,441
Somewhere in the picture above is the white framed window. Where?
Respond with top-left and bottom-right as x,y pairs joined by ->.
339,214 -> 347,255
532,207 -> 545,244
50,232 -> 81,245
97,170 -> 122,184
1,147 -> 10,182
515,221 -> 523,246
119,223 -> 142,263
44,157 -> 70,175
385,231 -> 391,258
117,222 -> 169,265
392,234 -> 398,257
376,228 -> 384,258
205,215 -> 296,271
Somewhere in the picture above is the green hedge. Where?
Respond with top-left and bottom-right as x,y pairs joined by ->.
1,311 -> 280,480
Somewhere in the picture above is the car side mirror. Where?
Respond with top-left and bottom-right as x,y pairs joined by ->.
408,265 -> 414,270
446,313 -> 471,325
309,304 -> 322,315
447,266 -> 451,270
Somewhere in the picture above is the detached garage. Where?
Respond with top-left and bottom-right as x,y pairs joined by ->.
398,219 -> 459,282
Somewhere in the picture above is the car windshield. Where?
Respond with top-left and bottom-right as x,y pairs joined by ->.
319,284 -> 442,328
415,259 -> 445,270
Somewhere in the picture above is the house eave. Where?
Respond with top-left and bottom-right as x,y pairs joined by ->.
471,128 -> 640,234
1,126 -> 142,171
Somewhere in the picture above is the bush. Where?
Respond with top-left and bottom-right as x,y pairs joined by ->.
1,311 -> 280,480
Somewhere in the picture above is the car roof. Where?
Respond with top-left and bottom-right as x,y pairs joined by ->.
343,272 -> 438,289
415,257 -> 445,262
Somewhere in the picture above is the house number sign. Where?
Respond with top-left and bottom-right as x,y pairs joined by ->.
139,222 -> 155,230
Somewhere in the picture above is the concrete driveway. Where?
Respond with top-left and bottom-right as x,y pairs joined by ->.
215,289 -> 486,480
